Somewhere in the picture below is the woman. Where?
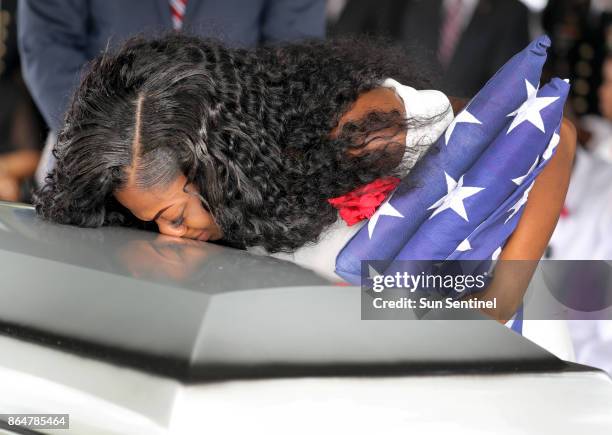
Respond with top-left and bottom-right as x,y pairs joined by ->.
35,33 -> 576,312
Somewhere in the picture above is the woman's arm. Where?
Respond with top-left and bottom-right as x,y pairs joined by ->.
0,150 -> 41,201
331,87 -> 407,167
501,119 -> 576,260
448,96 -> 469,115
0,149 -> 41,179
450,96 -> 578,321
469,118 -> 577,322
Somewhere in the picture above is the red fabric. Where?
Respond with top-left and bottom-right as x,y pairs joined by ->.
328,177 -> 401,226
438,0 -> 464,67
169,0 -> 188,30
560,205 -> 570,218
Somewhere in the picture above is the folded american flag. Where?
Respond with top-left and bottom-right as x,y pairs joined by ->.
335,36 -> 569,331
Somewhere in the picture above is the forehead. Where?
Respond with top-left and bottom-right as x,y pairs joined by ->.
114,175 -> 187,221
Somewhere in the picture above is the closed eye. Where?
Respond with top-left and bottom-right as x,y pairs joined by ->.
170,215 -> 184,227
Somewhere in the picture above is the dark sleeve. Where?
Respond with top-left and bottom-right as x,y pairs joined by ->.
329,0 -> 404,39
328,0 -> 375,37
17,0 -> 90,133
260,0 -> 326,44
486,2 -> 530,81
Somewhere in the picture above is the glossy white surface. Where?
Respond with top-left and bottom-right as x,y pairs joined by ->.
176,371 -> 612,435
1,335 -> 611,435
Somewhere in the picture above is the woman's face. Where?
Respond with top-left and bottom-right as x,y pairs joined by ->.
114,174 -> 223,242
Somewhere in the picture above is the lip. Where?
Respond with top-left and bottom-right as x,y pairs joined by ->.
196,231 -> 209,242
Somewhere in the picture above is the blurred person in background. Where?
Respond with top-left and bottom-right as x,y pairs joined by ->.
581,53 -> 612,161
547,50 -> 612,378
542,0 -> 612,117
0,0 -> 46,202
546,125 -> 612,376
329,0 -> 530,98
556,2 -> 612,161
18,0 -> 326,187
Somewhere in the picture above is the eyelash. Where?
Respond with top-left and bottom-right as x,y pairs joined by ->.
170,216 -> 184,227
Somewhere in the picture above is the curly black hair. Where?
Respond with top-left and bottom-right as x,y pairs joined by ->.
34,33 -> 441,253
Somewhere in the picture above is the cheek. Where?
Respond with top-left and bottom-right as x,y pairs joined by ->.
186,198 -> 216,228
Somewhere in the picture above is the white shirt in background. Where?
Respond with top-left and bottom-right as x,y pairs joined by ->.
581,115 -> 612,164
548,146 -> 612,376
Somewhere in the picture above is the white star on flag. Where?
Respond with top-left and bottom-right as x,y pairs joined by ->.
543,132 -> 560,160
505,181 -> 535,223
456,239 -> 472,252
445,109 -> 482,145
512,157 -> 538,185
428,173 -> 485,221
368,197 -> 404,239
507,79 -> 559,134
368,265 -> 382,279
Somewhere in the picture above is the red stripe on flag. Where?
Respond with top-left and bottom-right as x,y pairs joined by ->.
170,7 -> 182,19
